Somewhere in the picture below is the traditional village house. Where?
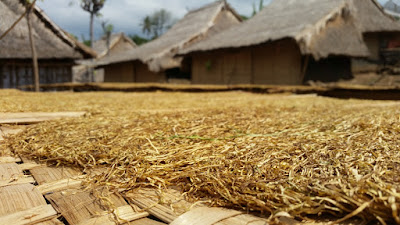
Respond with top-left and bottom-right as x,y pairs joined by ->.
73,33 -> 137,82
0,0 -> 95,89
179,0 -> 400,85
96,0 -> 242,83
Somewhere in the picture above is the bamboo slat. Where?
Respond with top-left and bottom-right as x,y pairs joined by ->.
0,163 -> 35,187
18,162 -> 42,171
127,188 -> 201,215
214,214 -> 270,225
0,163 -> 23,180
125,191 -> 179,223
0,184 -> 47,216
170,207 -> 243,225
35,218 -> 65,225
0,156 -> 21,164
0,204 -> 57,225
37,176 -> 84,195
30,166 -> 82,185
77,205 -> 149,225
0,112 -> 86,125
128,218 -> 167,225
0,176 -> 35,188
46,189 -> 127,225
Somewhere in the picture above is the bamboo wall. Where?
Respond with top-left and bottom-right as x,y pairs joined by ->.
0,61 -> 72,89
103,61 -> 166,83
104,62 -> 135,82
191,40 -> 303,85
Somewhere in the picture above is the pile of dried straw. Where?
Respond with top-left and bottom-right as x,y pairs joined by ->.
2,90 -> 400,224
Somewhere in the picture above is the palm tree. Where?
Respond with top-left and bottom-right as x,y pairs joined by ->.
141,16 -> 152,37
80,0 -> 106,49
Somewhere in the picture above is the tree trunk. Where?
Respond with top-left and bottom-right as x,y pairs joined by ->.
90,12 -> 95,49
89,12 -> 95,82
27,5 -> 40,92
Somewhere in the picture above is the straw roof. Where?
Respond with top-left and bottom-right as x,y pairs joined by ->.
354,0 -> 400,32
180,0 -> 400,60
92,33 -> 137,59
0,0 -> 96,60
97,0 -> 242,72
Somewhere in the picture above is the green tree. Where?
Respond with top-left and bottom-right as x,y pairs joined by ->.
141,9 -> 174,39
130,34 -> 149,46
80,0 -> 106,49
252,0 -> 264,17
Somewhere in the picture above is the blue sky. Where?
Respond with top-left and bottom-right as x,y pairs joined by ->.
38,0 -> 389,41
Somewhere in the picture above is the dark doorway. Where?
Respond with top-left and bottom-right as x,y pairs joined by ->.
304,57 -> 353,83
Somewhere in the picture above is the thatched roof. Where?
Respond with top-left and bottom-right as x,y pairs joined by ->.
97,0 -> 242,72
92,33 -> 137,59
180,0 -> 400,60
354,0 -> 400,32
0,0 -> 96,60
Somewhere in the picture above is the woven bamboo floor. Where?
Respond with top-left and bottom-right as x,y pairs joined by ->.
0,155 -> 274,224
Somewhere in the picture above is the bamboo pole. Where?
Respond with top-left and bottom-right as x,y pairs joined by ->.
26,2 -> 40,92
0,0 -> 37,41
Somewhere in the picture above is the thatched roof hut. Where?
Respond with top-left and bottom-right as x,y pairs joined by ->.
0,0 -> 96,88
92,33 -> 137,59
0,0 -> 95,60
179,0 -> 400,85
181,0 -> 379,58
73,33 -> 137,82
96,0 -> 242,83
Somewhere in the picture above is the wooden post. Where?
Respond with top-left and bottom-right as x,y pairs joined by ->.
26,4 -> 40,92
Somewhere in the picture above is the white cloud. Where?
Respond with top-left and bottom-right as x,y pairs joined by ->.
38,0 -> 387,41
38,0 -> 256,40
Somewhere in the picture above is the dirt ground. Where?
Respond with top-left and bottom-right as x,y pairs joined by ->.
1,89 -> 400,224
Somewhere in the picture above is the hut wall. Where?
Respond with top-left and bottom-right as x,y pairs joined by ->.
0,60 -> 72,89
134,61 -> 166,83
222,50 -> 252,84
104,62 -> 134,82
192,53 -> 224,84
192,40 -> 303,85
252,40 -> 302,85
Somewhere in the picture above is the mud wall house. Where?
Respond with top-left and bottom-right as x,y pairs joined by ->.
179,0 -> 400,85
73,33 -> 137,82
96,0 -> 242,83
0,0 -> 95,89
